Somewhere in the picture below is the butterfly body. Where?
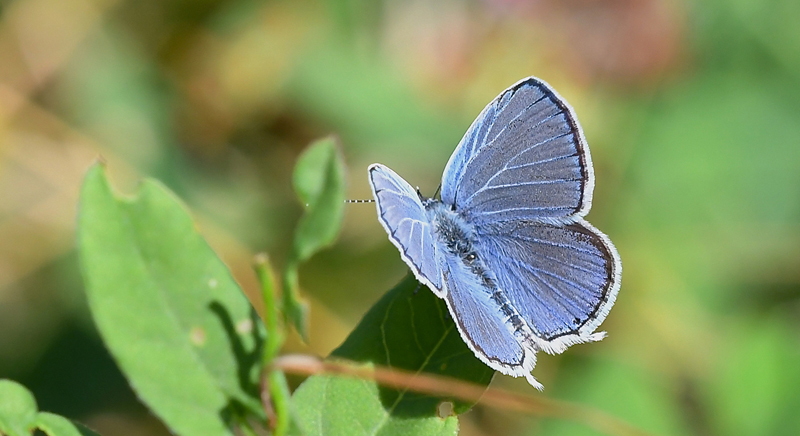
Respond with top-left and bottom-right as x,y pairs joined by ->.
426,200 -> 526,328
426,200 -> 475,261
369,77 -> 621,389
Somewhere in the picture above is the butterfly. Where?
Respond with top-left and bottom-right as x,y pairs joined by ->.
368,77 -> 621,389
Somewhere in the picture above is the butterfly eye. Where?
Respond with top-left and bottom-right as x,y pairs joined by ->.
466,253 -> 477,262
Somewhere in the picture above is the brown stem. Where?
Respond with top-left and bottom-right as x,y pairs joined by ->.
271,354 -> 653,436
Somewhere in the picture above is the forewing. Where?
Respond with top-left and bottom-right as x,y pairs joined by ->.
369,164 -> 443,293
442,256 -> 541,388
475,220 -> 621,354
441,77 -> 594,224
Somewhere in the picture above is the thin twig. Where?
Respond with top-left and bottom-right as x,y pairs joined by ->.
271,354 -> 653,436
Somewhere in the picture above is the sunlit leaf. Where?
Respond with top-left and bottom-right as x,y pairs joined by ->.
0,379 -> 38,436
78,164 -> 264,436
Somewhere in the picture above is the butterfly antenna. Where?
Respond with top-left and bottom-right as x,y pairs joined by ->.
433,184 -> 442,199
345,199 -> 375,203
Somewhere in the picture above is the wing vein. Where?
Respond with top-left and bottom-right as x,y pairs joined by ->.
454,96 -> 556,201
460,125 -> 570,206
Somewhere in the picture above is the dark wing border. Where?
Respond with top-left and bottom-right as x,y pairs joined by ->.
440,76 -> 595,222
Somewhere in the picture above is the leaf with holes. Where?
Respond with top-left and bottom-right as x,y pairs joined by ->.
78,164 -> 264,436
291,275 -> 494,436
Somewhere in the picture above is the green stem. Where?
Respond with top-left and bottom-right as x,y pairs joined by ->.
268,370 -> 291,436
254,254 -> 284,365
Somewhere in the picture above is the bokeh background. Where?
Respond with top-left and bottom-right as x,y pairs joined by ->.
1,0 -> 799,434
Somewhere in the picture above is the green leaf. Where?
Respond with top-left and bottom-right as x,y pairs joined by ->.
35,413 -> 102,436
284,136 -> 347,341
0,379 -> 38,436
291,136 -> 346,263
0,381 -> 103,436
77,164 -> 265,436
291,275 -> 494,436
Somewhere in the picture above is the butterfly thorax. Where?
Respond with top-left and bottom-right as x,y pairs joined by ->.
424,200 -> 493,286
424,200 -> 472,254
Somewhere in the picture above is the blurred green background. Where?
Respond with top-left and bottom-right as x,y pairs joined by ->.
1,0 -> 799,435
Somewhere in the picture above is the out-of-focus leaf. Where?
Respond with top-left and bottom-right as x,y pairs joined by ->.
0,379 -> 38,436
706,313 -> 800,436
291,136 -> 346,263
59,32 -> 170,174
628,75 -> 800,230
0,381 -> 103,436
289,43 -> 462,158
35,412 -> 102,436
291,275 -> 494,436
619,74 -> 800,309
536,361 -> 689,436
284,137 -> 347,341
78,164 -> 264,436
725,0 -> 800,76
538,358 -> 689,436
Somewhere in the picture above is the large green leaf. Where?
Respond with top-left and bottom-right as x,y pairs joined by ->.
0,380 -> 38,436
77,164 -> 264,436
284,137 -> 347,341
292,275 -> 495,436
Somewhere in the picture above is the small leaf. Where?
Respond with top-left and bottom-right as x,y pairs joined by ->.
292,275 -> 494,436
78,164 -> 265,436
284,136 -> 346,341
0,379 -> 38,436
35,412 -> 102,436
291,136 -> 346,263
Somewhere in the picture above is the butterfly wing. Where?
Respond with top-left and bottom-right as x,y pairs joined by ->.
441,255 -> 542,389
369,164 -> 443,294
440,77 -> 593,225
474,219 -> 621,354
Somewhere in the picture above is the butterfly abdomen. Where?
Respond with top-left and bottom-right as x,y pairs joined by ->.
427,201 -> 527,331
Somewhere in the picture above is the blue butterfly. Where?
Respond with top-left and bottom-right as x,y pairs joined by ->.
368,77 -> 621,389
